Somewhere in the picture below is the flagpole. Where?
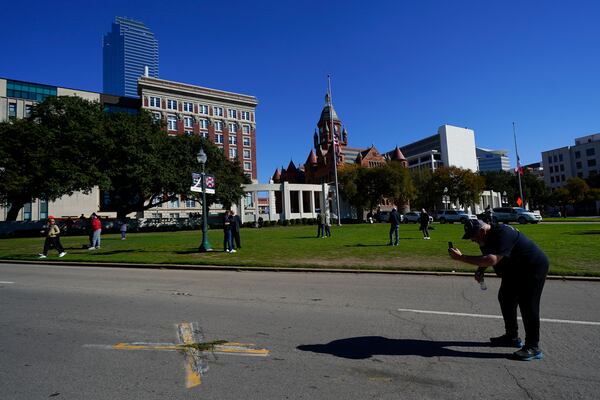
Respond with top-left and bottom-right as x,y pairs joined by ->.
513,122 -> 525,209
328,75 -> 342,226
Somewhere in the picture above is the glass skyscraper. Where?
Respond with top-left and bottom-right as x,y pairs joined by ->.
103,17 -> 159,98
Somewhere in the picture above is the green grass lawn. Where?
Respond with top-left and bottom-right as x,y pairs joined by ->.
1,223 -> 599,276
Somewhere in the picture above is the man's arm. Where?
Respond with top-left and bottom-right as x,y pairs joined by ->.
448,248 -> 503,268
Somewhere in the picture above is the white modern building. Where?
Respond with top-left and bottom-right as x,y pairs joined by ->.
542,133 -> 600,188
398,125 -> 478,173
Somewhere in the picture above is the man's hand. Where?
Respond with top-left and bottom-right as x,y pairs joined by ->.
474,266 -> 486,283
448,247 -> 462,260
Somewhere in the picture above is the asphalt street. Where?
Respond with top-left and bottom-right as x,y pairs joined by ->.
1,263 -> 599,399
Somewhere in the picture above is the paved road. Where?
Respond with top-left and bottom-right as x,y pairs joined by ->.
1,263 -> 599,399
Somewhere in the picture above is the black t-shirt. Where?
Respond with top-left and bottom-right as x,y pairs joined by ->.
480,224 -> 548,274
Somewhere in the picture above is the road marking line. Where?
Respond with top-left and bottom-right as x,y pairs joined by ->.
397,308 -> 600,326
85,321 -> 269,390
0,281 -> 14,284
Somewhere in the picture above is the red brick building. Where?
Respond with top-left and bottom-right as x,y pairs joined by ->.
273,93 -> 408,184
138,76 -> 259,182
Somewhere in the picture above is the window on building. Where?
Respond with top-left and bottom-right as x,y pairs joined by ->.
151,213 -> 163,219
7,80 -> 57,101
244,161 -> 252,171
201,131 -> 208,139
560,164 -> 564,172
167,115 -> 177,131
228,109 -> 237,119
586,148 -> 596,157
8,103 -> 17,119
25,104 -> 32,118
167,99 -> 178,110
561,174 -> 566,181
198,104 -> 208,114
550,176 -> 555,183
213,106 -> 223,116
228,123 -> 237,133
229,135 -> 237,145
243,136 -> 251,147
576,161 -> 582,169
185,130 -> 194,136
553,155 -> 558,163
170,213 -> 180,219
559,154 -> 563,162
150,96 -> 161,107
214,121 -> 223,131
153,112 -> 162,121
577,172 -> 584,178
200,119 -> 208,129
215,133 -> 224,144
241,111 -> 250,120
588,159 -> 597,167
23,202 -> 32,221
549,166 -> 554,173
242,125 -> 250,134
575,151 -> 581,159
183,102 -> 193,112
243,149 -> 251,159
39,198 -> 48,220
183,116 -> 193,128
170,197 -> 180,208
547,156 -> 552,164
185,199 -> 196,208
229,147 -> 238,159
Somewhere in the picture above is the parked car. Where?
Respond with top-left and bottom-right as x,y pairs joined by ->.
491,207 -> 542,224
436,210 -> 477,224
403,211 -> 433,224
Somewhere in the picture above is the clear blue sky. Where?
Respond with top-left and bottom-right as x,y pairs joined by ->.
3,0 -> 599,183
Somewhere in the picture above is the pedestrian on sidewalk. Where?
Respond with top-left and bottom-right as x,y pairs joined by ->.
38,216 -> 67,258
223,210 -> 235,253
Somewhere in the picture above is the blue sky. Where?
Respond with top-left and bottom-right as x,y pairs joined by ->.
3,0 -> 600,182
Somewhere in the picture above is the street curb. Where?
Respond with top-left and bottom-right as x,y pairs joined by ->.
1,259 -> 599,282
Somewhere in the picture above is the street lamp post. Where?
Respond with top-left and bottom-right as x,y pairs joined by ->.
502,191 -> 507,206
197,148 -> 212,252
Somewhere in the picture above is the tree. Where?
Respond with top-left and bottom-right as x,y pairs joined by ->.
431,166 -> 485,208
0,96 -> 104,221
383,162 -> 415,210
410,169 -> 437,210
97,111 -> 249,219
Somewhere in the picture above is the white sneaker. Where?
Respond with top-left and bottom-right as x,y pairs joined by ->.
38,254 -> 47,259
88,247 -> 95,250
58,252 -> 67,257
230,249 -> 237,253
225,250 -> 230,253
426,237 -> 431,240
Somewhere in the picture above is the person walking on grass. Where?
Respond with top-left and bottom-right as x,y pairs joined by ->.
388,207 -> 401,246
419,208 -> 431,240
119,219 -> 127,240
89,214 -> 102,250
324,208 -> 332,237
448,219 -> 549,361
38,216 -> 67,259
316,209 -> 323,238
223,210 -> 235,253
232,210 -> 242,249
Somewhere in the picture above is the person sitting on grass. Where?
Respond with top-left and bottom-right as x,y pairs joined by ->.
38,216 -> 67,259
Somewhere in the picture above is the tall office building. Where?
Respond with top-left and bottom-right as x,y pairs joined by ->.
103,17 -> 159,98
476,148 -> 510,172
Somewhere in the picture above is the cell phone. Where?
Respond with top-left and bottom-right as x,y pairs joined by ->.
448,241 -> 454,249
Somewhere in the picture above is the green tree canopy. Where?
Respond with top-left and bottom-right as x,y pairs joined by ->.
0,96 -> 104,221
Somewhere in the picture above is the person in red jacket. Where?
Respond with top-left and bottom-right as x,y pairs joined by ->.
88,214 -> 102,250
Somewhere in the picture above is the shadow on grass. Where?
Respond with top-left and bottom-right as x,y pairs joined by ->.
297,336 -> 508,360
569,230 -> 600,235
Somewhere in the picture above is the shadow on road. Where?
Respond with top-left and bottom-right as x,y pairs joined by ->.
297,336 -> 508,359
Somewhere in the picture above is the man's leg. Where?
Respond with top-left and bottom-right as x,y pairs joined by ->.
41,237 -> 52,256
394,226 -> 399,245
497,277 -> 520,339
388,226 -> 393,245
518,263 -> 549,348
52,237 -> 64,253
